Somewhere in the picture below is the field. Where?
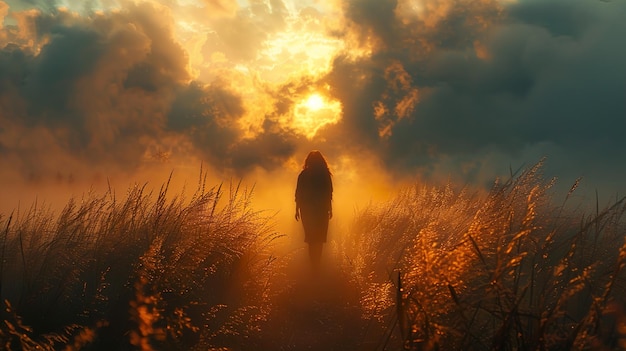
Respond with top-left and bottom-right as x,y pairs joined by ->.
1,162 -> 625,350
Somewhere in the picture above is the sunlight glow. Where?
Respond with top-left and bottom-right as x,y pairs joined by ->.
292,93 -> 342,139
19,0 -> 355,142
304,94 -> 325,111
257,27 -> 345,82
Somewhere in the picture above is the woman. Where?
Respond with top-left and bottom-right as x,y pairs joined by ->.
295,150 -> 333,268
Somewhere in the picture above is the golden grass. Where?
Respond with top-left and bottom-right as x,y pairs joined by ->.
0,170 -> 284,350
1,161 -> 625,350
344,160 -> 626,350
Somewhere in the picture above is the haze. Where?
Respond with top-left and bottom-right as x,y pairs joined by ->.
1,0 -> 625,220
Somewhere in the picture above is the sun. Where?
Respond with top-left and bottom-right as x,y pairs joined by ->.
305,94 -> 325,111
292,93 -> 342,139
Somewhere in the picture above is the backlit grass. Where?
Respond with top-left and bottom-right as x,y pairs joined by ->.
1,161 -> 625,350
343,161 -> 626,350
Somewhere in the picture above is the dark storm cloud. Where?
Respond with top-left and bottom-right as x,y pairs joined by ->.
326,0 -> 504,150
0,3 -> 186,172
24,27 -> 103,128
325,0 -> 626,196
345,0 -> 502,56
411,0 -> 626,154
344,0 -> 398,48
167,80 -> 298,174
508,0 -> 596,38
323,55 -> 386,144
230,122 -> 298,173
0,1 -> 298,183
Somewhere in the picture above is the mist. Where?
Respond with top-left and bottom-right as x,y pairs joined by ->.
2,0 -> 625,215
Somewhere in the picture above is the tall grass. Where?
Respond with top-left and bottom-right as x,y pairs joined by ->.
0,171 -> 284,350
343,160 -> 626,350
1,161 -> 625,350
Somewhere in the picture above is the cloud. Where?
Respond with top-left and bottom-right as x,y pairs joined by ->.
318,0 -> 626,199
0,0 -> 304,185
1,0 -> 625,210
166,80 -> 297,173
1,3 -> 183,165
201,0 -> 239,18
200,0 -> 288,62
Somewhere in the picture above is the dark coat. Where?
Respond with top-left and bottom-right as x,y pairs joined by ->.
295,168 -> 333,243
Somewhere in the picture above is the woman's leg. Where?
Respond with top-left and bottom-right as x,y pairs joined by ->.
308,242 -> 323,269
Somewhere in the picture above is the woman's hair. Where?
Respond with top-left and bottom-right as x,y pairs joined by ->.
303,150 -> 330,173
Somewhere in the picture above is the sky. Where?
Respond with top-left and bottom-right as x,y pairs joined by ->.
1,0 -> 625,221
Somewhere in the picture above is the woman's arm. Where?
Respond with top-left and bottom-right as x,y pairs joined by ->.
295,173 -> 302,221
328,173 -> 333,219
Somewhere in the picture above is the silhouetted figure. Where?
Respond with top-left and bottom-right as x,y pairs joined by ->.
295,150 -> 333,269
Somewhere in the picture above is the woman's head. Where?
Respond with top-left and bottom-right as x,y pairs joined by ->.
304,150 -> 330,172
